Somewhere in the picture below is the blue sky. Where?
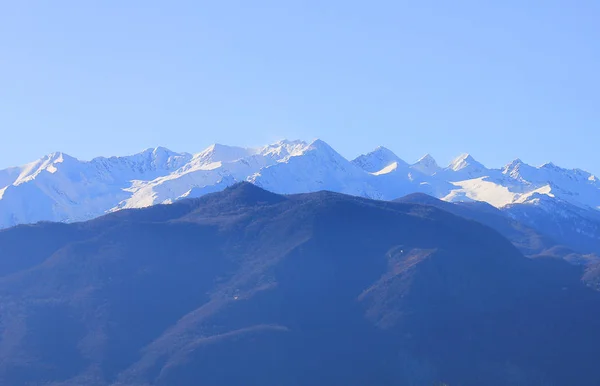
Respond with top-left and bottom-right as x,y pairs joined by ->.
1,1 -> 599,173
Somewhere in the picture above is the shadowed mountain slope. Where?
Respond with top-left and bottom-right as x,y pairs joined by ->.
395,192 -> 599,265
0,183 -> 599,386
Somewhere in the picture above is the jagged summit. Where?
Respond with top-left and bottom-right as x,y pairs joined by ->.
372,145 -> 398,156
448,153 -> 481,171
259,140 -> 307,158
352,146 -> 406,174
504,158 -> 524,168
502,158 -> 534,181
45,151 -> 71,161
11,151 -> 80,186
411,153 -> 440,176
193,143 -> 252,164
442,153 -> 489,182
1,139 -> 600,228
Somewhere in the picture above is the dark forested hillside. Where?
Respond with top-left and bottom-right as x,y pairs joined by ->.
395,192 -> 600,264
0,183 -> 599,386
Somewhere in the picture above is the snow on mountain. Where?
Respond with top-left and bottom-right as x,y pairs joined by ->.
410,154 -> 441,176
0,148 -> 192,228
443,177 -> 519,208
349,147 -> 456,198
115,140 -> 309,209
257,139 -> 308,159
442,153 -> 490,180
118,154 -> 269,209
351,146 -> 407,174
177,144 -> 253,173
373,162 -> 400,176
431,154 -> 600,211
251,139 -> 383,198
1,139 -> 600,229
501,160 -> 600,209
250,140 -> 449,200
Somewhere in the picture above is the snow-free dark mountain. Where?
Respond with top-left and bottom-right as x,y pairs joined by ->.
1,183 -> 599,386
395,193 -> 599,265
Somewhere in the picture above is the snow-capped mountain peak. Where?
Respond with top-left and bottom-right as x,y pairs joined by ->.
13,151 -> 79,185
90,147 -> 193,180
306,138 -> 336,152
448,153 -> 480,171
1,139 -> 600,229
287,138 -> 350,165
504,158 -> 523,168
144,146 -> 186,162
352,146 -> 407,174
411,154 -> 440,176
502,158 -> 530,180
193,143 -> 252,165
439,153 -> 490,182
257,139 -> 307,160
249,139 -> 384,199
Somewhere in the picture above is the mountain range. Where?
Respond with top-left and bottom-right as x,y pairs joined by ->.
2,139 -> 600,258
2,183 -> 600,386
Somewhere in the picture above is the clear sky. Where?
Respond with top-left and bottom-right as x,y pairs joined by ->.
1,1 -> 599,173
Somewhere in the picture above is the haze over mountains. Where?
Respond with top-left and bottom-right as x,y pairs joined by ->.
2,139 -> 599,259
2,183 -> 600,386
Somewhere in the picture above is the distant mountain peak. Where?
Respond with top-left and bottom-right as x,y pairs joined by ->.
258,139 -> 307,159
7,154 -> 57,187
372,145 -> 399,156
277,139 -> 305,145
139,146 -> 189,162
417,153 -> 436,163
503,158 -> 523,168
307,138 -> 334,151
502,158 -> 528,179
43,151 -> 79,164
506,158 -> 524,167
297,139 -> 357,164
372,146 -> 405,162
138,146 -> 174,155
372,145 -> 395,153
291,139 -> 340,160
448,153 -> 477,171
1,140 -> 600,229
193,143 -> 252,165
352,146 -> 406,174
411,154 -> 440,175
36,151 -> 79,165
541,161 -> 557,169
202,143 -> 243,157
46,151 -> 65,161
